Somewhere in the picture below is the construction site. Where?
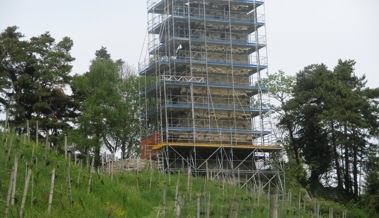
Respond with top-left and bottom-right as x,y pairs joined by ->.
139,0 -> 283,189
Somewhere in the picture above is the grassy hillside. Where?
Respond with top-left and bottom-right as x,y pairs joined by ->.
0,131 -> 368,217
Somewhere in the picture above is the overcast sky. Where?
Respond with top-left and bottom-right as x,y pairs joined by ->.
1,0 -> 378,87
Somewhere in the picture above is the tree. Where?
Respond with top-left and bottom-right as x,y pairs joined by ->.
362,152 -> 379,215
73,58 -> 120,164
95,46 -> 111,60
326,60 -> 378,196
261,71 -> 308,184
282,64 -> 333,184
105,63 -> 140,159
0,26 -> 77,146
260,71 -> 300,163
278,60 -> 378,194
72,47 -> 140,165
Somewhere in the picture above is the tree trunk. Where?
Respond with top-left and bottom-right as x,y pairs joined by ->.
310,171 -> 320,185
344,124 -> 350,195
352,136 -> 359,198
128,137 -> 134,158
286,117 -> 300,164
331,121 -> 342,190
121,139 -> 126,159
289,126 -> 300,164
94,144 -> 101,167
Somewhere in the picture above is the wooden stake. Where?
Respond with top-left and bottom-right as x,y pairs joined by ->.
64,135 -> 68,160
298,192 -> 301,218
107,160 -> 110,176
222,178 -> 225,197
25,162 -> 28,180
2,109 -> 8,145
267,181 -> 271,216
6,131 -> 14,162
76,160 -> 83,187
244,175 -> 248,197
86,151 -> 90,172
168,165 -> 171,185
229,197 -> 239,218
67,153 -> 73,205
329,208 -> 333,218
4,108 -> 9,132
257,180 -> 261,206
149,153 -> 153,171
48,168 -> 56,213
175,196 -> 181,218
30,175 -> 34,207
11,154 -> 18,206
5,166 -> 14,218
269,187 -> 279,218
174,173 -> 180,210
196,195 -> 201,218
111,161 -> 114,182
162,182 -> 167,218
202,179 -> 207,214
181,158 -> 184,173
20,169 -> 32,218
26,120 -> 30,142
206,194 -> 211,218
87,157 -> 94,193
36,121 -> 39,146
187,166 -> 191,193
101,155 -> 104,173
250,186 -> 254,217
149,169 -> 153,191
205,160 -> 209,180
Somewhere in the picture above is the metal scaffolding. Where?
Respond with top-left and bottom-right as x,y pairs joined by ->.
139,0 -> 283,189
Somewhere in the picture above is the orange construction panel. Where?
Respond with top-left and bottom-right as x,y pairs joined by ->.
140,133 -> 161,159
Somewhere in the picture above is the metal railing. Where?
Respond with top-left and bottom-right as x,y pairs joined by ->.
164,94 -> 254,108
173,29 -> 266,44
148,0 -> 265,11
138,51 -> 267,72
171,6 -> 265,23
161,75 -> 205,83
147,30 -> 266,53
147,14 -> 169,32
175,50 -> 268,66
165,118 -> 252,130
147,8 -> 265,33
147,0 -> 161,11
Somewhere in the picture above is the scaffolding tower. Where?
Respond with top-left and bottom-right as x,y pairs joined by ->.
139,0 -> 283,189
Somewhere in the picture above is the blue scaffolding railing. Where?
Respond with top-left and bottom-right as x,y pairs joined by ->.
140,81 -> 268,97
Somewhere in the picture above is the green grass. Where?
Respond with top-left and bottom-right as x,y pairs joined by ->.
0,131 -> 368,217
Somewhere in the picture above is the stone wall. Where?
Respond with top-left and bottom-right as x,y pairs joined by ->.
105,158 -> 157,173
